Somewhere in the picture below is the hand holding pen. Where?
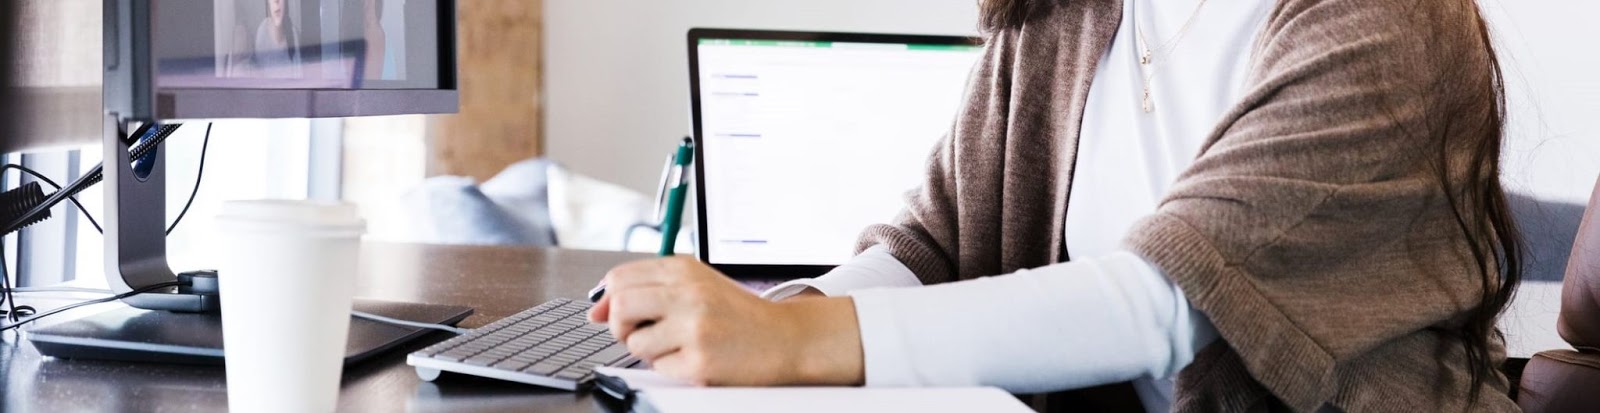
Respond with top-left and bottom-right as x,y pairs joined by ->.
589,137 -> 695,302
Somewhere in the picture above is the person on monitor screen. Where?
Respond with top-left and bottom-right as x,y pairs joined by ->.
361,0 -> 389,81
223,24 -> 257,78
590,0 -> 1522,411
254,0 -> 301,78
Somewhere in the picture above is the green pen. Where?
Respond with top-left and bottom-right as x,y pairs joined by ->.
657,137 -> 695,256
590,137 -> 694,302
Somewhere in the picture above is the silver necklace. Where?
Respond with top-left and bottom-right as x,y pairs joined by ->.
1132,0 -> 1209,113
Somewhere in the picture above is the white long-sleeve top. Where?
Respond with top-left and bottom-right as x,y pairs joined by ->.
763,0 -> 1270,411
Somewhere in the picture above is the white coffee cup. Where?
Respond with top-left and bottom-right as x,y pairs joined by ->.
215,200 -> 365,413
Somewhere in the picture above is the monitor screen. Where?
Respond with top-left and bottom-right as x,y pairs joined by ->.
156,0 -> 444,91
694,34 -> 982,267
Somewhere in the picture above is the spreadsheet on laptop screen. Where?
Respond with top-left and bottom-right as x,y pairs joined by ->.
697,38 -> 982,266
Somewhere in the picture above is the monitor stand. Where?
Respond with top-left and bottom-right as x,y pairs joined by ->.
101,117 -> 222,312
26,298 -> 473,365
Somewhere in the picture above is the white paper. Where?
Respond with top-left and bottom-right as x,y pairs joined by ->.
593,367 -> 1031,413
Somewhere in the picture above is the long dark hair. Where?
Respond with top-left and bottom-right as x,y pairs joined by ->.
979,0 -> 1042,33
977,0 -> 1522,404
1446,3 -> 1522,404
263,0 -> 299,50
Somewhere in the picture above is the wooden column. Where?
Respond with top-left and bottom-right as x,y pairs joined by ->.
427,0 -> 543,181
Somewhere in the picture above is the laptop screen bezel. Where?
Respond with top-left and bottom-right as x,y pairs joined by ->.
687,28 -> 981,279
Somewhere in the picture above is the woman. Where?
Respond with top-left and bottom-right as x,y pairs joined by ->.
591,0 -> 1521,411
254,0 -> 300,78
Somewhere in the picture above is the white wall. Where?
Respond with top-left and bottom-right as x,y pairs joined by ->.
543,0 -> 980,193
544,0 -> 1600,203
1480,0 -> 1600,358
1482,1 -> 1600,203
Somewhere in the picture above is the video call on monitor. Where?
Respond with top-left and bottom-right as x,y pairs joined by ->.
155,0 -> 444,91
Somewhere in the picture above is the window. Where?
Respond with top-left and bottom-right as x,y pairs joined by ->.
5,119 -> 332,288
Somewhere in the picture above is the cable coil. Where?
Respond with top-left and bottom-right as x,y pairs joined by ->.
0,181 -> 50,231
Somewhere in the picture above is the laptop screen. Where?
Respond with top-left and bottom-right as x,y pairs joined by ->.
692,32 -> 983,269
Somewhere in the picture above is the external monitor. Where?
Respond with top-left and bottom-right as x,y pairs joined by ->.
99,0 -> 458,312
4,0 -> 457,154
688,29 -> 983,278
17,0 -> 463,364
150,0 -> 458,120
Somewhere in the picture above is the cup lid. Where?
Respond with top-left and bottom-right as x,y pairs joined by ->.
215,200 -> 365,230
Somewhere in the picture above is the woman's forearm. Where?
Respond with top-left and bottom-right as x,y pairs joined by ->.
846,251 -> 1215,393
778,296 -> 867,386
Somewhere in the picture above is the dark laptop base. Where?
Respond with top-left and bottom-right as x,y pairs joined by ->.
26,298 -> 473,365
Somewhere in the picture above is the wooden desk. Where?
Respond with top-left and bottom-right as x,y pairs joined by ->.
0,243 -> 650,413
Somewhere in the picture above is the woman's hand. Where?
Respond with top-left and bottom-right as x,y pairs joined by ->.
588,257 -> 865,386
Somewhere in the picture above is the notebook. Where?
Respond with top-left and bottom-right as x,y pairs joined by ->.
593,367 -> 1032,413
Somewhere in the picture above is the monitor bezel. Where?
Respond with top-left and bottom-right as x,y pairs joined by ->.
153,0 -> 460,120
687,28 -> 980,279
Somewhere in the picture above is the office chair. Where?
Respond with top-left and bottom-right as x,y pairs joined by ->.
1518,174 -> 1600,412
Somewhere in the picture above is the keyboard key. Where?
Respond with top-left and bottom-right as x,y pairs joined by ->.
464,355 -> 501,367
524,361 -> 566,375
569,360 -> 601,373
493,360 -> 531,371
553,368 -> 588,381
436,350 -> 475,362
509,354 -> 545,364
591,344 -> 630,364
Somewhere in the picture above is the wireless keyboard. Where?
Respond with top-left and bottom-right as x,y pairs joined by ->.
408,298 -> 638,390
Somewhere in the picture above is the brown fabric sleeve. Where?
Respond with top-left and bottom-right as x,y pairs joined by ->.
855,2 -> 1123,285
856,34 -> 1018,286
1125,0 -> 1500,410
857,133 -> 964,285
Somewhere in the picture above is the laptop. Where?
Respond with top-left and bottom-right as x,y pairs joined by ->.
688,29 -> 983,281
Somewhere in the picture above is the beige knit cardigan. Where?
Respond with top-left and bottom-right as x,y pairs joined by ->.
858,0 -> 1516,411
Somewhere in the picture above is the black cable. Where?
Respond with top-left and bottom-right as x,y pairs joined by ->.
0,123 -> 209,328
0,122 -> 209,237
166,123 -> 211,235
0,123 -> 162,235
0,123 -> 215,336
352,310 -> 469,335
1,164 -> 103,234
0,234 -> 34,324
0,280 -> 187,332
